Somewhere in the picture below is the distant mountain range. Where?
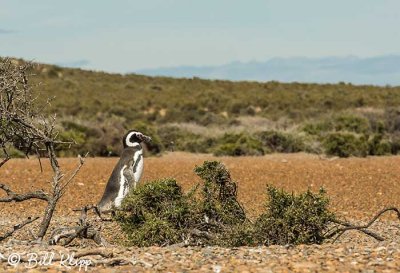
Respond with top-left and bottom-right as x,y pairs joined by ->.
136,55 -> 400,86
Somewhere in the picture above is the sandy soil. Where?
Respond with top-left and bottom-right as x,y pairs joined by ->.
1,153 -> 400,272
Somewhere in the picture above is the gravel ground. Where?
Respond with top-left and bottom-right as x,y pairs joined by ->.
1,153 -> 400,272
1,237 -> 400,272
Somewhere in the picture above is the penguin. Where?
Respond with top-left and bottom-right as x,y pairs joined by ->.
98,130 -> 152,212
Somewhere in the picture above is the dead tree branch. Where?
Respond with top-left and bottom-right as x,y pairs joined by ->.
0,58 -> 85,242
0,144 -> 10,168
326,207 -> 400,242
49,205 -> 110,247
0,184 -> 49,202
0,216 -> 40,241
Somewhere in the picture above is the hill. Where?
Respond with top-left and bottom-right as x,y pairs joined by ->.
5,58 -> 400,157
137,55 -> 400,86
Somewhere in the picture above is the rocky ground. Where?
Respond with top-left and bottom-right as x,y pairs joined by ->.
1,153 -> 400,272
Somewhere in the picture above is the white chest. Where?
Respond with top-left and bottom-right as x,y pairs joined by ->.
133,149 -> 144,183
115,165 -> 128,207
114,148 -> 144,207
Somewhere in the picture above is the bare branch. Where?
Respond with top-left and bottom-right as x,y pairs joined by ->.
326,207 -> 400,241
0,144 -> 10,168
59,153 -> 87,195
0,156 -> 10,168
0,216 -> 40,241
49,205 -> 110,247
0,184 -> 49,202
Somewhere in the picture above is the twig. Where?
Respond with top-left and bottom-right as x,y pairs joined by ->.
0,144 -> 10,168
326,207 -> 400,242
59,153 -> 87,195
49,205 -> 110,247
35,146 -> 43,173
0,216 -> 40,241
0,184 -> 49,202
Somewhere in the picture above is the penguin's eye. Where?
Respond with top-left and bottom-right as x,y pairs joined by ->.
130,133 -> 141,142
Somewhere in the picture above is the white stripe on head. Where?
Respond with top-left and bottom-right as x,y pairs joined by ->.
125,131 -> 141,147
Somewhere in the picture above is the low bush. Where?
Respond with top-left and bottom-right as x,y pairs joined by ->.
114,178 -> 193,246
323,132 -> 369,157
303,115 -> 371,136
389,134 -> 400,155
116,161 -> 336,247
197,112 -> 228,126
257,130 -> 305,153
194,161 -> 246,225
116,161 -> 247,246
57,128 -> 86,157
157,125 -> 213,153
302,121 -> 332,136
254,186 -> 335,245
213,133 -> 265,156
384,108 -> 400,133
368,134 -> 391,156
333,115 -> 370,134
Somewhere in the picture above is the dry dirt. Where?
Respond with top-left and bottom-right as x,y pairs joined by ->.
1,152 -> 400,272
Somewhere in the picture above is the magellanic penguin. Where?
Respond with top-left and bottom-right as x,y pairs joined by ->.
98,130 -> 152,212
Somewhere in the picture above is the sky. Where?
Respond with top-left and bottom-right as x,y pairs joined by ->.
1,0 -> 400,73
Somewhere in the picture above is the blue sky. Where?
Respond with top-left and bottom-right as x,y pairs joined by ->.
1,0 -> 399,73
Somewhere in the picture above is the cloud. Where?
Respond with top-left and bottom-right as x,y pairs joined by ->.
55,59 -> 90,68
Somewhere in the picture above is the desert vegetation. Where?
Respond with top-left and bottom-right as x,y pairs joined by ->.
2,57 -> 400,271
2,58 -> 399,158
115,160 -> 399,248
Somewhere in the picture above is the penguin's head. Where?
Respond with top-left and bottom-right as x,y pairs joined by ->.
122,130 -> 151,148
123,130 -> 152,148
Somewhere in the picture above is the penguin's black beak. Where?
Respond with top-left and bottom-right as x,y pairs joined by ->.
141,134 -> 152,143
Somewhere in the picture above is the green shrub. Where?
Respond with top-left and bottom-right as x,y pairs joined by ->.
197,112 -> 227,126
215,221 -> 256,247
163,102 -> 208,124
115,161 -> 247,246
57,128 -> 86,157
323,132 -> 369,157
115,178 -> 194,246
157,125 -> 213,153
364,114 -> 386,134
194,161 -> 246,225
303,115 -> 370,136
254,186 -> 335,245
257,130 -> 305,153
302,121 -> 331,136
213,133 -> 264,156
333,115 -> 370,134
390,134 -> 400,155
384,108 -> 400,133
59,119 -> 123,157
116,160 -> 336,247
369,134 -> 391,156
